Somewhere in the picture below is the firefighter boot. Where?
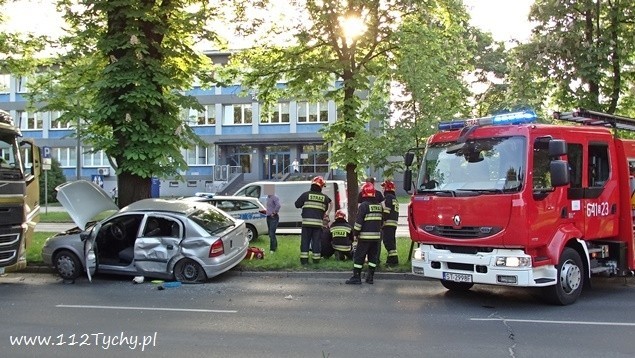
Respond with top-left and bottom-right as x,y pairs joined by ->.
386,255 -> 399,267
300,258 -> 309,265
345,268 -> 362,285
365,267 -> 375,284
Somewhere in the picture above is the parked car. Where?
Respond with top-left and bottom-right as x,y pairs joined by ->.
180,194 -> 267,241
233,180 -> 348,228
41,180 -> 249,283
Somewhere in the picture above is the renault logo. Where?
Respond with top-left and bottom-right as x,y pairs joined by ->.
453,214 -> 461,226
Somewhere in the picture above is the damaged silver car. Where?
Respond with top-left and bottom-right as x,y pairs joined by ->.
41,180 -> 249,283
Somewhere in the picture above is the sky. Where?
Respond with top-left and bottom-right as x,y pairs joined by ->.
1,0 -> 535,44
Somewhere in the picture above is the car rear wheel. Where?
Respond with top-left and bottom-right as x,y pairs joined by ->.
246,224 -> 257,242
53,250 -> 82,280
174,258 -> 207,284
440,280 -> 474,292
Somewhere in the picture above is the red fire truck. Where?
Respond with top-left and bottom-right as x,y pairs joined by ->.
403,109 -> 635,305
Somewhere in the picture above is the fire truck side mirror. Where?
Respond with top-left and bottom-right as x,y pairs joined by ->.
404,152 -> 415,167
549,139 -> 567,157
403,169 -> 413,192
550,160 -> 570,187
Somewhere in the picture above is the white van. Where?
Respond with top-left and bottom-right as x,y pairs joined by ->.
233,180 -> 348,228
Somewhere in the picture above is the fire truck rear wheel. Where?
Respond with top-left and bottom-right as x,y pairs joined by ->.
544,247 -> 583,305
440,280 -> 474,292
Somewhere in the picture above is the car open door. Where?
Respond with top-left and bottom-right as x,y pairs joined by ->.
81,223 -> 101,282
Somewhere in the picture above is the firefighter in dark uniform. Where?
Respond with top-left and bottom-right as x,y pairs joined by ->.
295,176 -> 333,265
346,182 -> 384,284
325,209 -> 354,260
381,180 -> 399,266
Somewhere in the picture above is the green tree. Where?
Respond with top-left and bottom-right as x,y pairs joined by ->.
28,0 -> 223,207
390,1 -> 475,164
225,0 -> 471,221
39,157 -> 66,204
0,0 -> 47,77
513,0 -> 635,114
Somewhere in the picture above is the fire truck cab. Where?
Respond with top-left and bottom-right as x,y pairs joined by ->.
404,109 -> 635,305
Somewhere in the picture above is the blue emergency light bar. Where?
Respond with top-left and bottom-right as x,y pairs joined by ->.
438,110 -> 538,131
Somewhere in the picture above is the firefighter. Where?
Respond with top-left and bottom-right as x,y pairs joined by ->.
381,180 -> 399,266
295,176 -> 333,265
326,209 -> 354,260
346,182 -> 384,284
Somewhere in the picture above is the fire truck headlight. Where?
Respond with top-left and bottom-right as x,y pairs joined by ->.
413,248 -> 425,261
495,256 -> 531,267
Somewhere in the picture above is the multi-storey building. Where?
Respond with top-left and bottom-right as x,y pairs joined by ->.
0,51 -> 345,197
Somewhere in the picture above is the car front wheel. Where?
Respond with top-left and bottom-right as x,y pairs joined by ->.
53,250 -> 82,280
543,247 -> 583,305
174,258 -> 207,284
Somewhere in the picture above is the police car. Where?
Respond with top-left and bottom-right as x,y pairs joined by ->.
181,194 -> 267,241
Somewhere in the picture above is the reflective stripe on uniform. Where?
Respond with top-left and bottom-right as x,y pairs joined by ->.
302,218 -> 324,227
359,232 -> 381,240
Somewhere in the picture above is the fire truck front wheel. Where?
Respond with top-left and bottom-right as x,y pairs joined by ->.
543,247 -> 583,305
440,280 -> 474,292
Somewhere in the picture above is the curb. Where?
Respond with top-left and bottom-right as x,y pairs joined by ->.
21,264 -> 428,281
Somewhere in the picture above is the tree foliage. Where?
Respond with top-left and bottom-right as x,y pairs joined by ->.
513,0 -> 635,115
39,157 -> 67,204
28,0 -> 222,207
224,0 -> 475,221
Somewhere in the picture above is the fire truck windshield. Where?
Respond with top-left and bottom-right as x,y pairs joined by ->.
416,136 -> 526,194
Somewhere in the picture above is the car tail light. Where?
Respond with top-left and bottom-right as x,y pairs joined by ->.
209,239 -> 224,258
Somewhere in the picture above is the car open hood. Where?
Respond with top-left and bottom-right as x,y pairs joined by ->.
55,180 -> 119,230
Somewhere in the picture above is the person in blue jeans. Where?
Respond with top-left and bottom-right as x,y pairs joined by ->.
264,184 -> 281,253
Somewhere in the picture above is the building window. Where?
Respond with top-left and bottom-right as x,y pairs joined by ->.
185,145 -> 213,165
297,101 -> 328,123
262,103 -> 290,124
17,76 -> 28,93
223,104 -> 252,125
301,144 -> 329,173
187,105 -> 216,126
0,74 -> 9,93
49,111 -> 71,129
82,148 -> 109,167
53,147 -> 77,168
18,111 -> 43,130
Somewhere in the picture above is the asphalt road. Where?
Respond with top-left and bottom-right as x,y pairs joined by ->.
2,272 -> 635,358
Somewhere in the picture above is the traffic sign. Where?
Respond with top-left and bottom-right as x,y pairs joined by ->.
42,146 -> 52,159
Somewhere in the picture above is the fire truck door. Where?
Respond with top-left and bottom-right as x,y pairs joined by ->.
583,142 -> 619,238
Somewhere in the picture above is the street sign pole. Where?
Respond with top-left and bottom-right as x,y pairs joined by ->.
42,146 -> 52,214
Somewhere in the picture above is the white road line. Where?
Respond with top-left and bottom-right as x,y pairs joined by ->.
57,304 -> 237,313
471,318 -> 635,327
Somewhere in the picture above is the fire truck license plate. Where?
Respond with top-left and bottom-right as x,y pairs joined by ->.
443,272 -> 472,283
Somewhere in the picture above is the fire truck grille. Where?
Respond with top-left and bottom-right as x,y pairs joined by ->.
433,245 -> 494,254
423,225 -> 502,239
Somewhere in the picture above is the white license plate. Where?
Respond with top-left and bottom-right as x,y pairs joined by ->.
443,272 -> 472,283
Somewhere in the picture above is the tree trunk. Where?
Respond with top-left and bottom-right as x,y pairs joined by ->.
346,162 -> 359,226
116,172 -> 152,208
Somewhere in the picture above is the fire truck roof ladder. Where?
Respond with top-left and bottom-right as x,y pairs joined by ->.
553,108 -> 635,132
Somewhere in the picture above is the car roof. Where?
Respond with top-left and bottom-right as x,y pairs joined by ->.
120,198 -> 215,215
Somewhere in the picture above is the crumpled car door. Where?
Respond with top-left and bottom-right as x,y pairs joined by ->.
133,216 -> 182,276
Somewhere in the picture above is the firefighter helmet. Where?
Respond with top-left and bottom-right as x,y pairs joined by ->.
361,182 -> 376,198
311,176 -> 326,187
381,180 -> 396,192
335,209 -> 347,220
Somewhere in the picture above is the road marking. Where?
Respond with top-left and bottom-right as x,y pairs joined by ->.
57,304 -> 237,313
471,318 -> 635,327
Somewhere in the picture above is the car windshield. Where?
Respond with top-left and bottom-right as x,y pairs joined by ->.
416,136 -> 526,194
189,208 -> 235,235
0,134 -> 23,175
